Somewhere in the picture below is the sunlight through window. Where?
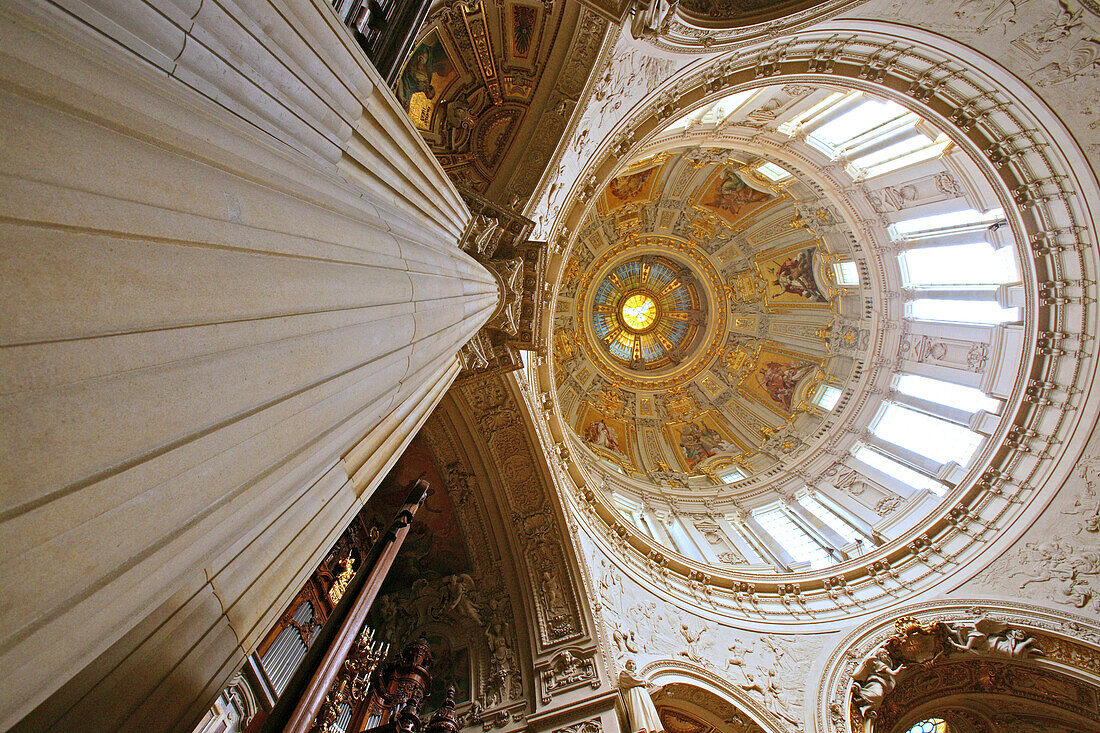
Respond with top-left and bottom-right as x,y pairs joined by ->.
798,494 -> 864,543
833,261 -> 859,286
814,385 -> 842,410
909,299 -> 1019,325
755,506 -> 834,569
852,444 -> 946,495
900,242 -> 1018,286
812,98 -> 907,147
896,374 -> 1000,414
893,208 -> 1005,237
872,404 -> 982,465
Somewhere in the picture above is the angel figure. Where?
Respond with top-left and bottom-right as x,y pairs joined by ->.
851,648 -> 904,718
441,573 -> 481,624
618,659 -> 665,733
989,627 -> 1043,658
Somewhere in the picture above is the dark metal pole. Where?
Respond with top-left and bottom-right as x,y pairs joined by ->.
261,478 -> 429,733
375,0 -> 433,86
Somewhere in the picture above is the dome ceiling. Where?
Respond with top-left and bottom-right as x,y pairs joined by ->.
544,79 -> 1037,584
553,142 -> 865,489
398,0 -> 607,202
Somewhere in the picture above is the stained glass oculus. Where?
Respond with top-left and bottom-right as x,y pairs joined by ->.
591,257 -> 703,370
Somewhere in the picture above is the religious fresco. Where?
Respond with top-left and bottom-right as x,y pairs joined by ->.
509,4 -> 538,59
578,403 -> 633,462
398,30 -> 460,131
391,2 -> 605,192
741,346 -> 819,415
758,244 -> 830,305
695,167 -> 776,226
367,437 -> 473,594
664,411 -> 742,472
602,163 -> 662,210
555,148 -> 860,490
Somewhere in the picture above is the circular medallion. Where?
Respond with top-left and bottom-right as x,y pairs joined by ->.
589,256 -> 706,372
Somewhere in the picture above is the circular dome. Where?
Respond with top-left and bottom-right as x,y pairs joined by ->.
548,79 -> 1036,584
556,139 -> 860,488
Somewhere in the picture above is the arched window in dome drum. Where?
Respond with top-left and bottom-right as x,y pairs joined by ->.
809,96 -> 909,149
907,298 -> 1019,325
832,261 -> 860,286
892,208 -> 1005,238
871,403 -> 983,467
797,494 -> 867,544
895,374 -> 1000,415
667,517 -> 707,562
851,444 -> 946,497
754,504 -> 834,570
812,384 -> 842,410
899,242 -> 1018,286
904,718 -> 948,733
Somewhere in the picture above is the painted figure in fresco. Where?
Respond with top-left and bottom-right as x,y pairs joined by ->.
608,168 -> 653,202
773,248 -> 827,302
398,37 -> 447,111
585,418 -> 623,453
708,170 -> 771,217
756,361 -> 814,411
678,422 -> 731,467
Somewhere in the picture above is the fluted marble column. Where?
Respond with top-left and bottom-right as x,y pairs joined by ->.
0,0 -> 497,730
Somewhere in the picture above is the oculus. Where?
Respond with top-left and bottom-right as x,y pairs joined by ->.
620,293 -> 659,332
591,258 -> 704,371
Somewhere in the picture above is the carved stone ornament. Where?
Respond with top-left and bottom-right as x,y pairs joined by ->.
457,185 -> 547,381
850,615 -> 1044,720
457,377 -> 586,649
539,650 -> 600,702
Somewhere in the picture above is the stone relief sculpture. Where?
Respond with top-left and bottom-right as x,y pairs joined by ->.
587,538 -> 819,732
441,573 -> 482,624
619,659 -> 666,733
630,0 -> 676,40
850,615 -> 1044,719
976,455 -> 1100,610
739,667 -> 800,726
850,648 -> 905,719
945,616 -> 1040,657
